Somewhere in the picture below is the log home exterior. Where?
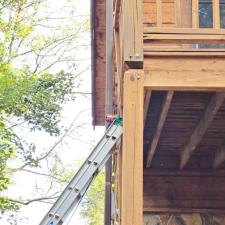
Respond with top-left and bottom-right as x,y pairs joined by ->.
92,0 -> 225,224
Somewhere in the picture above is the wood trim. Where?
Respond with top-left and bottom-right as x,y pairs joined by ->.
144,52 -> 225,56
122,70 -> 143,225
143,33 -> 225,44
144,70 -> 225,91
192,0 -> 199,28
213,0 -> 220,29
180,93 -> 225,169
146,91 -> 174,168
143,207 -> 225,214
156,0 -> 162,27
123,0 -> 143,67
144,27 -> 225,35
144,170 -> 225,177
213,143 -> 225,170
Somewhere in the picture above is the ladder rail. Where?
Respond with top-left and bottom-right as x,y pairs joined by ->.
39,122 -> 122,225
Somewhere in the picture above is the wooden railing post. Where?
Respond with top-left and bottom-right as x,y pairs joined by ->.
213,0 -> 220,28
192,0 -> 199,28
123,0 -> 143,68
121,70 -> 144,225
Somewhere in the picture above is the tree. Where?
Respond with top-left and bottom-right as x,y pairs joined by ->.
0,0 -> 89,217
80,172 -> 105,225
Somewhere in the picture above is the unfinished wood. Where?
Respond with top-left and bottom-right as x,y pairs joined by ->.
144,27 -> 225,34
144,91 -> 152,125
143,33 -> 225,44
213,0 -> 220,29
175,0 -> 181,26
157,0 -> 162,26
144,51 -> 225,56
192,0 -> 199,28
213,143 -> 225,169
122,70 -> 143,225
180,93 -> 225,169
123,0 -> 143,66
146,91 -> 174,168
143,170 -> 225,213
144,72 -> 225,91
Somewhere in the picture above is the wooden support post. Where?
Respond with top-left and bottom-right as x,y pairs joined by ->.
122,70 -> 143,225
213,143 -> 225,170
180,93 -> 225,169
192,0 -> 199,28
146,91 -> 174,168
123,0 -> 143,68
213,0 -> 220,29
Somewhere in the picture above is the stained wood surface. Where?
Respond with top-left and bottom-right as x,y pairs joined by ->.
180,93 -> 225,169
122,70 -> 143,225
143,170 -> 225,212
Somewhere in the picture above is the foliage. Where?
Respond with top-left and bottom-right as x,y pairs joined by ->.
80,172 -> 105,225
0,0 -> 88,213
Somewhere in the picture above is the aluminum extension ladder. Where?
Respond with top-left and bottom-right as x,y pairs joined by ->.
39,118 -> 123,225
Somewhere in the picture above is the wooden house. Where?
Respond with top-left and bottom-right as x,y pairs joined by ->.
92,0 -> 225,224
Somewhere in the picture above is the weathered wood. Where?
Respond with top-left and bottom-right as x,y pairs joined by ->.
156,0 -> 162,26
180,93 -> 225,169
123,0 -> 143,67
146,91 -> 174,168
143,169 -> 225,213
122,70 -> 143,225
144,71 -> 225,91
144,51 -> 225,56
144,91 -> 152,125
213,143 -> 225,170
192,0 -> 199,28
144,27 -> 225,35
144,33 -> 225,44
213,0 -> 220,29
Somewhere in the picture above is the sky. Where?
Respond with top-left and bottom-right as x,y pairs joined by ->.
0,0 -> 105,224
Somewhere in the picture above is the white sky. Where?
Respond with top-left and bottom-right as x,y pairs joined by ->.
0,0 -> 105,224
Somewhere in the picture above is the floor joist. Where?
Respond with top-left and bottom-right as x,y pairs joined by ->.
146,91 -> 174,168
180,93 -> 225,169
213,143 -> 225,170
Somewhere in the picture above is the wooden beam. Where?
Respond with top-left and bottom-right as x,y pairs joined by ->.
143,33 -> 225,44
143,70 -> 225,92
180,93 -> 225,169
123,0 -> 143,67
144,27 -> 225,35
144,90 -> 151,125
122,70 -> 143,225
192,0 -> 199,28
146,91 -> 174,168
213,143 -> 225,170
213,0 -> 220,29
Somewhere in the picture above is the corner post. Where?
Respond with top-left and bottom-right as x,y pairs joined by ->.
121,70 -> 144,225
123,0 -> 143,68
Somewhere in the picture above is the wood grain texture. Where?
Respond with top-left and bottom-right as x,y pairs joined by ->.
143,170 -> 225,213
122,70 -> 144,225
146,91 -> 174,168
180,93 -> 225,169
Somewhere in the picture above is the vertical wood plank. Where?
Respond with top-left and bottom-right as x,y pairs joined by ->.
122,70 -> 143,225
123,0 -> 143,67
192,0 -> 199,28
175,0 -> 181,27
213,0 -> 220,29
157,0 -> 162,26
